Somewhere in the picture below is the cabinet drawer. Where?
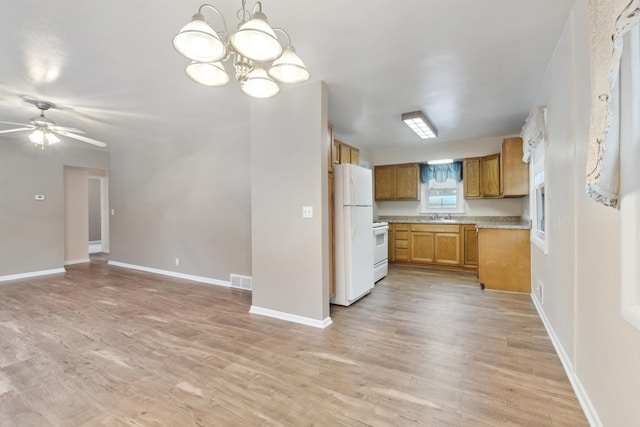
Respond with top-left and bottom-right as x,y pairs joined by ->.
394,224 -> 410,231
395,248 -> 409,261
410,224 -> 459,233
395,240 -> 409,249
395,231 -> 409,240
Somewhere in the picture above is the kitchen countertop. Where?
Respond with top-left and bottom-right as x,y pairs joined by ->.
378,216 -> 531,230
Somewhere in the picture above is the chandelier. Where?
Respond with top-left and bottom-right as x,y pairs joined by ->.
173,1 -> 310,99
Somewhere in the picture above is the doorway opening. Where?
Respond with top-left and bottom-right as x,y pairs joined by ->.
88,171 -> 109,263
63,167 -> 109,265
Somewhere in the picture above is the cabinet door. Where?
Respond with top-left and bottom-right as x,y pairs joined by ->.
395,164 -> 420,200
375,165 -> 396,200
463,158 -> 481,198
462,225 -> 478,268
388,224 -> 395,262
481,154 -> 501,197
501,137 -> 529,197
478,228 -> 531,292
410,232 -> 435,263
339,143 -> 351,164
328,171 -> 336,299
434,233 -> 460,265
350,148 -> 360,166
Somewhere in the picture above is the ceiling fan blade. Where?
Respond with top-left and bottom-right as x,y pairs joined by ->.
0,120 -> 32,127
50,125 -> 85,134
54,130 -> 107,148
0,127 -> 33,134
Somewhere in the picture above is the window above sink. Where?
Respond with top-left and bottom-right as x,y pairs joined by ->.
420,178 -> 465,214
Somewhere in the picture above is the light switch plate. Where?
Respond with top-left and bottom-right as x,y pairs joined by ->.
35,195 -> 45,201
302,206 -> 313,218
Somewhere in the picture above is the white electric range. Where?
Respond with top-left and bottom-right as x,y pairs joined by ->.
373,221 -> 389,282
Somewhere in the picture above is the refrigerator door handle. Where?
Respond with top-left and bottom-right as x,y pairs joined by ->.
351,207 -> 356,241
350,174 -> 356,206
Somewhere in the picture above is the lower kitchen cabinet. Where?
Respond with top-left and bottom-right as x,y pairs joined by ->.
387,223 -> 529,284
388,223 -> 478,272
410,231 -> 435,263
388,223 -> 395,261
478,228 -> 530,292
435,232 -> 460,265
462,225 -> 478,268
394,224 -> 410,261
409,224 -> 461,267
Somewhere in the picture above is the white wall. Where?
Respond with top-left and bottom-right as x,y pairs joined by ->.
372,136 -> 504,165
376,198 -> 524,218
0,141 -> 109,276
109,122 -> 252,282
250,81 -> 330,324
530,1 -> 640,425
530,3 -> 578,361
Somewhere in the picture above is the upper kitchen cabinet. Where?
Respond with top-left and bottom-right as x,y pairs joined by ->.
501,137 -> 529,197
375,165 -> 396,199
463,158 -> 481,198
480,154 -> 501,197
374,163 -> 420,201
463,137 -> 528,199
464,155 -> 500,199
334,139 -> 360,166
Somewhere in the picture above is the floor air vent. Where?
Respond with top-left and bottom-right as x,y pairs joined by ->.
230,274 -> 252,291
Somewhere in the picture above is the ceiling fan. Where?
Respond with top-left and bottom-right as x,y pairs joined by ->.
0,101 -> 107,148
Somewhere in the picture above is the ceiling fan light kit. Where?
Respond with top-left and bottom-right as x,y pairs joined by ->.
173,0 -> 310,98
0,101 -> 107,149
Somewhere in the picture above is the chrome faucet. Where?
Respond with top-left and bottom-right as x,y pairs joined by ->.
431,213 -> 440,220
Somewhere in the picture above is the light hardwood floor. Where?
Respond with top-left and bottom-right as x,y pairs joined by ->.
0,259 -> 587,426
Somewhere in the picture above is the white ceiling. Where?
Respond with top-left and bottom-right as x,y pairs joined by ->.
0,1 -> 575,151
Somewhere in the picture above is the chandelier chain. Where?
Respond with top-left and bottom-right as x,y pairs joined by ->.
237,0 -> 250,23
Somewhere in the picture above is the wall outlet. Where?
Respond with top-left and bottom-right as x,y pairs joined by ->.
175,258 -> 180,266
536,279 -> 544,303
302,206 -> 313,218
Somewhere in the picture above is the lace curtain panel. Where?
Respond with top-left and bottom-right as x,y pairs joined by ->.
521,106 -> 546,163
586,0 -> 640,207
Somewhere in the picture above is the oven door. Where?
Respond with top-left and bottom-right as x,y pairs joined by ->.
373,225 -> 389,265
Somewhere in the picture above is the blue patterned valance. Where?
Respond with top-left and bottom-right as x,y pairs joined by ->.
420,161 -> 463,184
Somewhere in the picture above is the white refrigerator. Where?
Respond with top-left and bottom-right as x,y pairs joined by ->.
332,164 -> 374,306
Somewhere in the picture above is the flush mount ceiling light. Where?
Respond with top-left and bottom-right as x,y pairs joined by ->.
428,159 -> 453,165
173,1 -> 310,99
402,111 -> 437,140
